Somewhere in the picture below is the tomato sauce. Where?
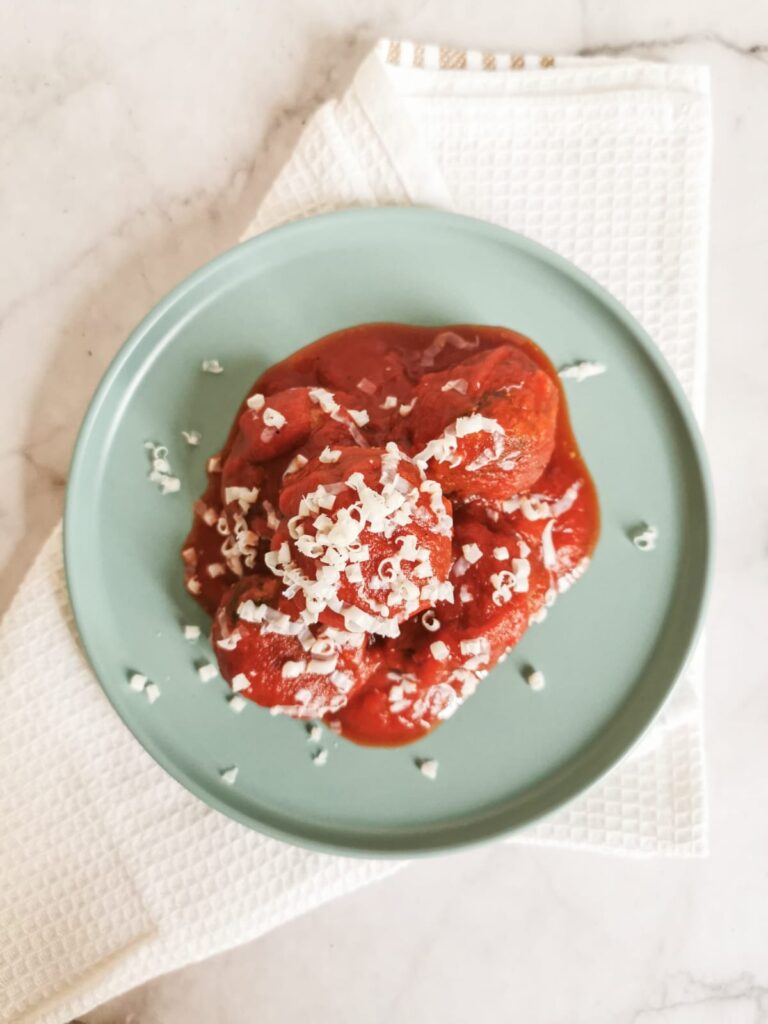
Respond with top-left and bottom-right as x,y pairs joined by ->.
182,324 -> 599,746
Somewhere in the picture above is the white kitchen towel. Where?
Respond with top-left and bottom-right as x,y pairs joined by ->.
0,41 -> 711,1024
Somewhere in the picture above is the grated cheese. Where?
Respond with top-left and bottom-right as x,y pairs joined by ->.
220,766 -> 238,785
632,524 -> 658,552
541,520 -> 557,571
262,499 -> 280,531
557,556 -> 590,593
129,672 -> 147,692
284,453 -> 308,477
183,624 -> 201,641
198,663 -> 218,683
415,414 -> 503,468
331,670 -> 354,692
231,673 -> 250,692
181,430 -> 201,446
144,682 -> 161,704
348,408 -> 370,428
246,393 -> 265,411
160,476 -> 180,495
263,407 -> 286,430
520,495 -> 552,521
559,361 -> 606,382
552,481 -> 582,516
345,563 -> 363,583
380,395 -> 398,410
269,448 -> 449,637
282,660 -> 306,679
228,694 -> 247,713
216,634 -> 240,655
460,638 -> 490,657
430,640 -> 450,662
527,668 -> 546,691
511,557 -> 531,593
202,359 -> 223,374
416,757 -> 439,780
421,609 -> 441,632
319,447 -> 341,464
225,486 -> 259,507
421,330 -> 479,368
462,543 -> 483,565
145,441 -> 181,496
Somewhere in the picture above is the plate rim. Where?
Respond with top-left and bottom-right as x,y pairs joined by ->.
64,206 -> 715,858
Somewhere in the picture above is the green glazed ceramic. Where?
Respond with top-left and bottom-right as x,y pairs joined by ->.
65,208 -> 713,857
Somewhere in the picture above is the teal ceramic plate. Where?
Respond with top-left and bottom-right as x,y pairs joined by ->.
65,208 -> 712,857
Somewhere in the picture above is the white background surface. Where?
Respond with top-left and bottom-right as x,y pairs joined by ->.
3,2 -> 767,1021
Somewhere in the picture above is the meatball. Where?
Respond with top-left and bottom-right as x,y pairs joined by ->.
410,345 -> 558,501
211,577 -> 370,718
330,516 -> 550,745
328,662 -> 461,746
273,444 -> 454,635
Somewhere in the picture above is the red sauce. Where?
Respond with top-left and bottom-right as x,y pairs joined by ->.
182,324 -> 599,746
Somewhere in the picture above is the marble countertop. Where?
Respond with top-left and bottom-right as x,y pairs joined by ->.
3,1 -> 767,1021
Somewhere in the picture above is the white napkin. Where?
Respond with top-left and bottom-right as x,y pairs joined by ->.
0,41 -> 711,1024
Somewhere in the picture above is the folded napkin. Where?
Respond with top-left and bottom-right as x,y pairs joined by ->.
0,40 -> 711,1024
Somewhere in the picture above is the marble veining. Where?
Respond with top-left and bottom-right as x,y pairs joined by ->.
577,32 -> 768,61
1,0 -> 766,1021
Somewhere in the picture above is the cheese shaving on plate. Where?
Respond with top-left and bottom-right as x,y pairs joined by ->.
559,361 -> 606,382
527,668 -> 546,691
632,524 -> 658,552
198,663 -> 218,683
144,682 -> 161,704
145,442 -> 180,495
416,757 -> 439,780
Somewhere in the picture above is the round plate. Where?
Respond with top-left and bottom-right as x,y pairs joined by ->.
65,208 -> 712,857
